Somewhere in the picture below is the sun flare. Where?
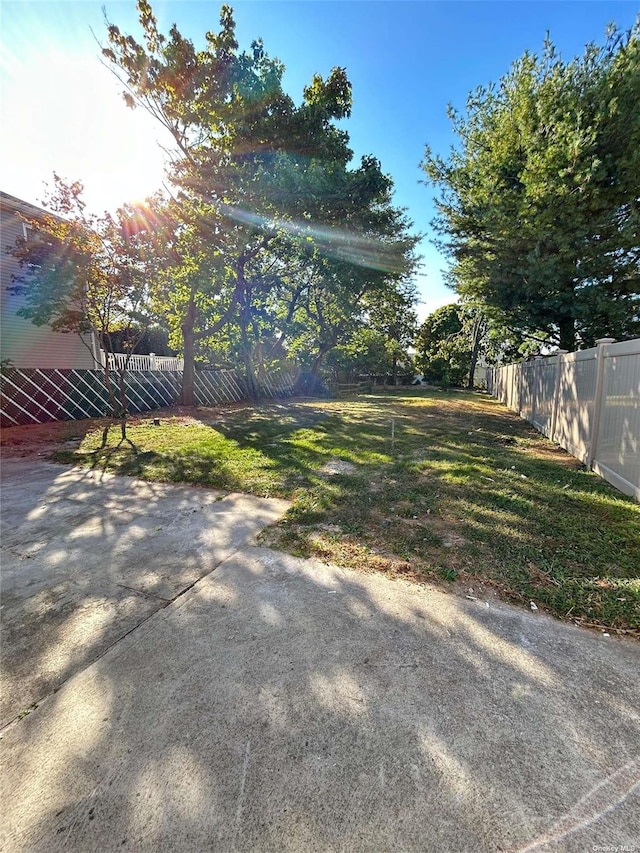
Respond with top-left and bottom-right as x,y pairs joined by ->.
1,40 -> 168,214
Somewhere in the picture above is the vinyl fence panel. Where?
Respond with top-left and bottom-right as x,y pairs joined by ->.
531,357 -> 558,437
552,349 -> 598,464
487,338 -> 640,501
591,339 -> 640,500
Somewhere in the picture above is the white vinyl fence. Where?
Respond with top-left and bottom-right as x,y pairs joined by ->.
487,338 -> 640,501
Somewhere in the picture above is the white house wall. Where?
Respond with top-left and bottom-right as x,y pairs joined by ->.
1,192 -> 97,369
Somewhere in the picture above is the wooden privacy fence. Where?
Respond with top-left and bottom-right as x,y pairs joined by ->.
487,338 -> 640,500
0,366 -> 301,427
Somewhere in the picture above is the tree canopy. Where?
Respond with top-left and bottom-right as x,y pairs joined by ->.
103,1 -> 418,401
415,302 -> 544,387
423,20 -> 640,351
415,304 -> 468,386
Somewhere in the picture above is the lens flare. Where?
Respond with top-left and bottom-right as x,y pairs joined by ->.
219,203 -> 406,274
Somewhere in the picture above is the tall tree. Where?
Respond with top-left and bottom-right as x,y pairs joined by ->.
363,280 -> 417,384
423,20 -> 640,351
103,2 -> 354,402
415,304 -> 468,387
284,243 -> 417,387
103,2 -> 418,401
416,302 -> 544,387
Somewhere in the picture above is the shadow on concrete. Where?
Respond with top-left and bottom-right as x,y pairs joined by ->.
1,470 -> 639,852
0,459 -> 288,728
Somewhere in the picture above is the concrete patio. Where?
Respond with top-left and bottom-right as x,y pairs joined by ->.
1,460 -> 638,851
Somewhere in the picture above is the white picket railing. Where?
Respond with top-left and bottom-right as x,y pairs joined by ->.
103,351 -> 184,372
487,338 -> 640,501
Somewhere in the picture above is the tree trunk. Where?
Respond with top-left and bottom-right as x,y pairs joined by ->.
102,359 -> 117,418
558,316 -> 576,352
100,358 -> 118,446
392,352 -> 398,385
181,326 -> 195,406
241,336 -> 259,399
309,346 -> 330,392
255,341 -> 268,386
467,315 -> 482,389
118,370 -> 128,440
239,296 -> 259,399
181,294 -> 197,407
311,349 -> 325,378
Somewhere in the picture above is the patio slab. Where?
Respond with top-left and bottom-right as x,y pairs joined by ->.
1,526 -> 639,851
0,459 -> 289,727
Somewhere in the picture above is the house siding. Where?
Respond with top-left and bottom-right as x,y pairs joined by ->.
1,192 -> 98,369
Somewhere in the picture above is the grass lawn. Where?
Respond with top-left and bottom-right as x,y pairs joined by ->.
55,389 -> 639,635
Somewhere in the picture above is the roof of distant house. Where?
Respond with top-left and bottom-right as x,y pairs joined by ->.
0,190 -> 63,222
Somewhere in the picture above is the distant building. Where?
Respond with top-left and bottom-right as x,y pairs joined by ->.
1,191 -> 99,369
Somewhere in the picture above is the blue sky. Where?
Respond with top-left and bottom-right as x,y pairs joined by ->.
1,1 -> 637,319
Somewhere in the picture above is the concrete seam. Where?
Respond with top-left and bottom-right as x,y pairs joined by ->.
0,549 -> 241,735
114,582 -> 171,602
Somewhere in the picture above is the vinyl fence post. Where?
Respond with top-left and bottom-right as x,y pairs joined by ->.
588,338 -> 616,470
532,356 -> 543,423
549,350 -> 568,444
149,352 -> 157,371
517,362 -> 523,415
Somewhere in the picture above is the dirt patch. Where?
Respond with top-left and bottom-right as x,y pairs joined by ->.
320,458 -> 357,476
0,403 -> 252,460
441,533 -> 467,548
521,443 -> 584,469
1,419 -> 104,460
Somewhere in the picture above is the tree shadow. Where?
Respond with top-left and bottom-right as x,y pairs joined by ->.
0,460 -> 287,728
23,391 -> 638,633
2,531 -> 639,851
224,393 -> 640,633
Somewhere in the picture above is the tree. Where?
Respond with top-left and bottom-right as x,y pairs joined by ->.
466,308 -> 488,390
283,244 -> 417,388
363,280 -> 418,383
416,302 -> 544,387
263,153 -> 419,386
102,2 -> 355,403
327,281 -> 418,383
103,2 -> 419,401
423,20 -> 640,351
107,324 -> 175,357
10,175 -> 164,440
415,304 -> 468,387
327,328 -> 392,380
